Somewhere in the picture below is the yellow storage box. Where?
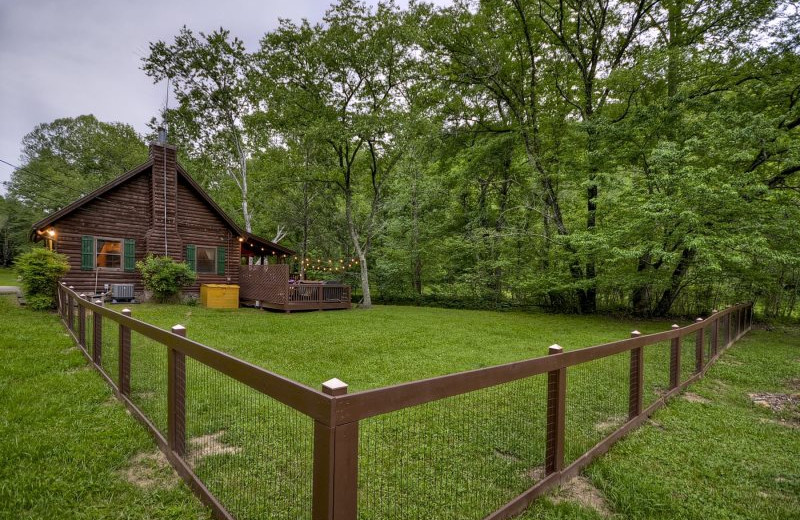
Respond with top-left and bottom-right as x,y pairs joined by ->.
200,284 -> 240,309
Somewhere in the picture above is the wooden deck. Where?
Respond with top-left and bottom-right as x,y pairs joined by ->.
239,265 -> 351,312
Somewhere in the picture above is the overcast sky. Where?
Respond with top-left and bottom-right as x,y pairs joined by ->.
0,0 -> 446,195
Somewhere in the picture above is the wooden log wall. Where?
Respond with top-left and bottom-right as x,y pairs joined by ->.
52,142 -> 241,297
176,176 -> 240,293
54,173 -> 152,295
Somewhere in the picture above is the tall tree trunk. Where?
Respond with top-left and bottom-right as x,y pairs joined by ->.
653,247 -> 695,316
631,252 -> 652,315
345,185 -> 372,308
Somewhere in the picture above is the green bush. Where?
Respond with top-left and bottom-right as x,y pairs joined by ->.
14,248 -> 70,310
136,255 -> 195,303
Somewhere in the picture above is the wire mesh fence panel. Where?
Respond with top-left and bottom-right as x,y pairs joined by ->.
185,358 -> 314,520
86,310 -> 94,358
564,352 -> 629,465
642,340 -> 671,407
680,332 -> 697,384
357,375 -> 547,520
129,331 -> 168,434
99,316 -> 119,384
706,325 -> 714,363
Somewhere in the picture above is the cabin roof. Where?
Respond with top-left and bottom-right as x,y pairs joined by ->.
31,158 -> 294,256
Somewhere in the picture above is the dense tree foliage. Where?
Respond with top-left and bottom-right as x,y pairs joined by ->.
6,115 -> 147,213
7,0 -> 798,318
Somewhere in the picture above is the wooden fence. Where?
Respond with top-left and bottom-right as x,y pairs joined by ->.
56,283 -> 753,520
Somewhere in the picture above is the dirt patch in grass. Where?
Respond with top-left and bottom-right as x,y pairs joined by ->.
594,415 -> 627,432
647,419 -> 666,430
682,392 -> 711,404
551,476 -> 612,517
758,417 -> 800,430
719,358 -> 743,366
748,393 -> 799,413
119,450 -> 178,489
785,378 -> 800,391
525,465 -> 546,481
493,448 -> 521,462
188,431 -> 241,466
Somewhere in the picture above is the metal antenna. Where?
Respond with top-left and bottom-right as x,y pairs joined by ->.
162,77 -> 170,256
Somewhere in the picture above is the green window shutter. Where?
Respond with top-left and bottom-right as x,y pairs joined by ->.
216,247 -> 226,275
81,236 -> 94,270
185,244 -> 196,272
123,239 -> 136,272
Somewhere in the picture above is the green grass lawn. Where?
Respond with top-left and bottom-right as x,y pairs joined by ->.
0,295 -> 209,520
3,297 -> 797,519
0,267 -> 19,286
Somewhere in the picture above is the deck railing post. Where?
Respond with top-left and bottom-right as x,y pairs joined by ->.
93,300 -> 103,365
168,325 -> 187,457
695,318 -> 704,373
629,331 -> 643,419
313,378 -> 358,520
711,310 -> 719,357
545,345 -> 566,475
669,324 -> 681,389
119,309 -> 132,395
78,294 -> 86,349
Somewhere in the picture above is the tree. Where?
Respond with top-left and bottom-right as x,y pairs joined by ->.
6,115 -> 147,213
0,196 -> 37,266
143,27 -> 258,232
254,0 -> 419,307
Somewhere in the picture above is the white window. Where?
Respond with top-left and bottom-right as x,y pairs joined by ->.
96,238 -> 122,269
196,246 -> 217,274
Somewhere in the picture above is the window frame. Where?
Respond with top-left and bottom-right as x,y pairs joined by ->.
195,245 -> 218,274
94,236 -> 124,271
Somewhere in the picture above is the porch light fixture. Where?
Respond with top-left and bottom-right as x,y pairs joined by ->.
238,237 -> 244,242
47,229 -> 56,237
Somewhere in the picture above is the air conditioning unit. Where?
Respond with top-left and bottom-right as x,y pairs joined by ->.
111,284 -> 135,302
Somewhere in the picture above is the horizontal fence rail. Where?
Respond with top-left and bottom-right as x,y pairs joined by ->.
56,283 -> 753,520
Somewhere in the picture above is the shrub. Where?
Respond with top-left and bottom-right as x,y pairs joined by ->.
136,255 -> 195,303
14,248 -> 70,310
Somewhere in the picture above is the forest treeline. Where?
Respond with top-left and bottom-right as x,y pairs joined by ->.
3,0 -> 799,318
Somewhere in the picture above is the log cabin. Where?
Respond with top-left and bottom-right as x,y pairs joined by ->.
30,139 -> 293,299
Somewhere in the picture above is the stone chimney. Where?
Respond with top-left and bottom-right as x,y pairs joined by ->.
145,140 -> 182,258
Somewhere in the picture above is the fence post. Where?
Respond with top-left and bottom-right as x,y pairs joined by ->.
67,290 -> 74,331
312,378 -> 358,520
695,318 -> 704,373
629,331 -> 643,419
93,300 -> 103,365
711,310 -> 719,357
545,345 -> 566,475
119,309 -> 132,395
78,294 -> 86,349
669,324 -> 681,389
168,325 -> 187,457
